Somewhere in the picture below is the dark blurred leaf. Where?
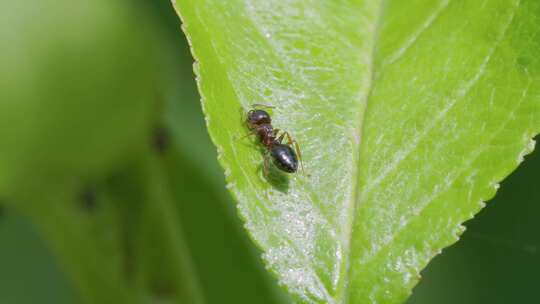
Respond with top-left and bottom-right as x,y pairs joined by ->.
409,136 -> 540,304
0,0 -> 162,303
0,0 -> 159,198
0,212 -> 77,304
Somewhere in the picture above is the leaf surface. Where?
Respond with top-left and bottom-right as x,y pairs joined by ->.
172,0 -> 540,303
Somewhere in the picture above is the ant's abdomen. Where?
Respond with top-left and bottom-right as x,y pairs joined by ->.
270,144 -> 298,173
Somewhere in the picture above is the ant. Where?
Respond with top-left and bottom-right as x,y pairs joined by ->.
245,104 -> 303,175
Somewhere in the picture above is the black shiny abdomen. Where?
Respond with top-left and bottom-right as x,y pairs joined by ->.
270,144 -> 298,173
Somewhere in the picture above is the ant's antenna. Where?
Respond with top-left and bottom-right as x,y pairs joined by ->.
251,103 -> 275,109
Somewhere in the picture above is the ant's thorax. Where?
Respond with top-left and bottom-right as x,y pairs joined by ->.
254,123 -> 277,147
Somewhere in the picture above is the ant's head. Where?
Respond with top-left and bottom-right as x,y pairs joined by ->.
247,109 -> 271,126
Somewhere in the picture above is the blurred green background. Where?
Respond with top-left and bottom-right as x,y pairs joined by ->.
0,1 -> 537,304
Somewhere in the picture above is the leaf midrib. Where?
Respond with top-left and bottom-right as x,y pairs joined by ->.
341,1 -> 522,303
355,0 -> 520,270
339,1 -> 386,303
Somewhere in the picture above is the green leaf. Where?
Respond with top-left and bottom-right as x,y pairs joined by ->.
172,0 -> 540,303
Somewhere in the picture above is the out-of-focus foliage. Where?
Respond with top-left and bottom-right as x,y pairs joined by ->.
0,1 -> 284,303
0,1 -> 161,302
173,0 -> 539,303
0,1 -> 539,304
0,0 -> 157,198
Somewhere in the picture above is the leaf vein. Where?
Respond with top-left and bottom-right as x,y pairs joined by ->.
340,1 -> 386,303
358,79 -> 530,267
381,0 -> 451,69
359,0 -> 519,201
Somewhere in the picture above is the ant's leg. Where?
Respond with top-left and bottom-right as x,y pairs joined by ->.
276,130 -> 286,143
241,107 -> 250,121
293,140 -> 305,174
238,108 -> 251,135
276,130 -> 293,145
277,131 -> 305,174
236,126 -> 258,141
263,152 -> 270,177
236,131 -> 254,141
